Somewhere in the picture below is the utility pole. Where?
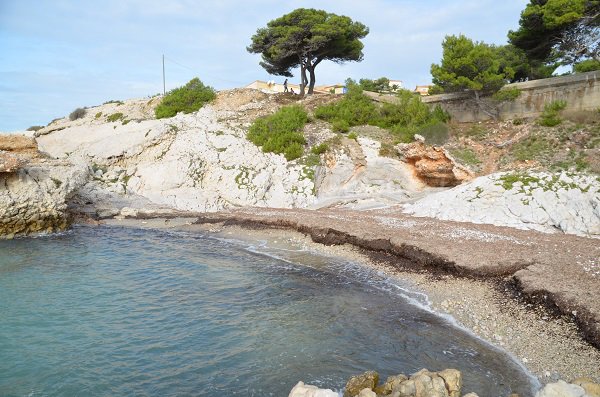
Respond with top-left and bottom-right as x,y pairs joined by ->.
162,54 -> 166,96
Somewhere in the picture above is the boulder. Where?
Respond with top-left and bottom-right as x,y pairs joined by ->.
344,371 -> 379,397
288,381 -> 339,397
535,380 -> 586,397
438,369 -> 462,397
571,378 -> 600,397
357,388 -> 377,397
395,140 -> 473,187
375,374 -> 408,395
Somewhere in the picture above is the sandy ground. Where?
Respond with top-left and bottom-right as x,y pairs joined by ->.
104,217 -> 600,384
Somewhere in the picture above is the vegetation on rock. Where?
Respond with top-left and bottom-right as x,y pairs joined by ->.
538,100 -> 567,127
69,108 -> 86,121
155,78 -> 216,119
315,83 -> 450,143
247,105 -> 308,161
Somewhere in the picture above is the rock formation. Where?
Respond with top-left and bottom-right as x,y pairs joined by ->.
341,369 -> 464,397
404,172 -> 600,237
395,136 -> 473,187
0,135 -> 89,238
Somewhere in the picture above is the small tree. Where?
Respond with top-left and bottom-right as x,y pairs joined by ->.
247,8 -> 369,96
431,34 -> 515,118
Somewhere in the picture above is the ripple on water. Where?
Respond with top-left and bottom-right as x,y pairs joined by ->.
0,225 -> 539,396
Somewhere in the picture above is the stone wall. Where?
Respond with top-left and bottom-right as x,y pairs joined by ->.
422,71 -> 600,122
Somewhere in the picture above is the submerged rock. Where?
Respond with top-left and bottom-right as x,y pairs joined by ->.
535,380 -> 586,397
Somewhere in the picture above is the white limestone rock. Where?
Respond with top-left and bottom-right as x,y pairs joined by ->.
288,381 -> 340,397
404,172 -> 600,238
535,380 -> 586,397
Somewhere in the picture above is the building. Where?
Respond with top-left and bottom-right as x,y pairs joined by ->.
245,80 -> 346,94
414,85 -> 433,96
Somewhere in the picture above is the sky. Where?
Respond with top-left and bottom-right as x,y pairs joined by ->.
0,0 -> 529,132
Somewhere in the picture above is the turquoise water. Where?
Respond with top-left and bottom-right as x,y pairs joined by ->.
0,226 -> 537,396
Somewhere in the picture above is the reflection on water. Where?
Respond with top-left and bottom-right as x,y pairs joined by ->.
0,226 -> 538,396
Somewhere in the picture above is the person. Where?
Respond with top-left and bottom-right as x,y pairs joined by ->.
283,79 -> 288,93
290,87 -> 295,94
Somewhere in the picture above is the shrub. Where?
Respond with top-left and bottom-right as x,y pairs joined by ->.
26,125 -> 43,131
315,84 -> 449,142
492,87 -> 521,102
107,112 -> 124,122
538,100 -> 567,127
311,143 -> 329,155
95,112 -> 102,119
155,77 -> 216,119
247,105 -> 308,161
574,59 -> 600,73
69,107 -> 86,121
348,132 -> 358,140
103,100 -> 124,105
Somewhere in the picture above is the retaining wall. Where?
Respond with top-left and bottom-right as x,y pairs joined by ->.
421,71 -> 600,123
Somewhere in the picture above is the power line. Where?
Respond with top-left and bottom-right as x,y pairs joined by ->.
162,54 -> 248,86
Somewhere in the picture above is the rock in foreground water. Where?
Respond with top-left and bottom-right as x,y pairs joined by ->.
288,381 -> 340,397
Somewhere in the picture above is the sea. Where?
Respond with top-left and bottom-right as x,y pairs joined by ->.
0,225 -> 539,396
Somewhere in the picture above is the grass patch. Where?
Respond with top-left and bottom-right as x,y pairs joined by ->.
512,135 -> 553,161
155,77 -> 216,119
538,100 -> 567,127
247,105 -> 308,161
379,142 -> 396,157
107,113 -> 124,123
451,148 -> 480,166
26,125 -> 43,131
95,112 -> 102,119
348,132 -> 358,141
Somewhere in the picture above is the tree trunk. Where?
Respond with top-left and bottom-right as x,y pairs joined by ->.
474,90 -> 499,120
299,64 -> 306,96
307,66 -> 316,95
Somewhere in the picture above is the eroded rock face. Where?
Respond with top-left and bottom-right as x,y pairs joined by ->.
0,162 -> 89,238
395,139 -> 473,187
0,151 -> 27,173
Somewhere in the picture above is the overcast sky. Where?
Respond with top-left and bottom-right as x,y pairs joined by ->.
0,0 -> 528,132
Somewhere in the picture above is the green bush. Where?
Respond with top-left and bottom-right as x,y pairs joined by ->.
311,143 -> 329,155
574,59 -> 600,73
315,84 -> 449,142
107,112 -> 124,122
155,78 -> 216,119
69,107 -> 86,121
492,87 -> 522,102
538,100 -> 567,127
247,105 -> 308,161
348,132 -> 358,140
26,125 -> 43,131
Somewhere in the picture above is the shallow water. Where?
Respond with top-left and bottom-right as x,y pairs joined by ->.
0,226 -> 537,396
